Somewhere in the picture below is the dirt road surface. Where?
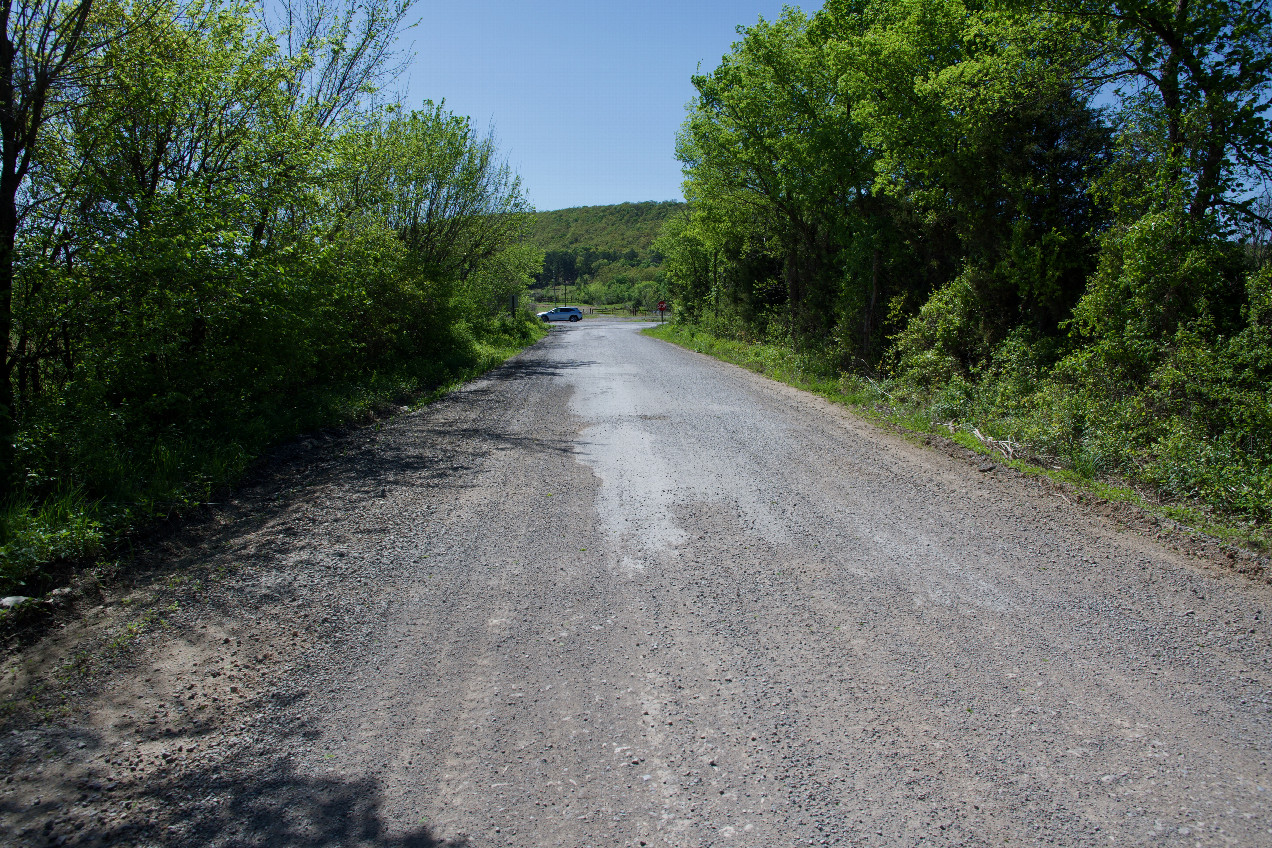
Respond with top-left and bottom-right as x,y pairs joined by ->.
3,320 -> 1272,847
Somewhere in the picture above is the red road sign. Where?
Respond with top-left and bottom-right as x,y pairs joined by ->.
657,301 -> 667,311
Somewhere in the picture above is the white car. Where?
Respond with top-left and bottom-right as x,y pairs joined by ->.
538,306 -> 583,322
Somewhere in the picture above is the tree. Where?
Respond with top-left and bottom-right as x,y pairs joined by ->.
0,0 -> 117,497
368,103 -> 532,279
677,7 -> 878,343
830,0 -> 1110,343
1073,0 -> 1272,229
668,1 -> 1108,360
262,0 -> 415,129
251,0 -> 416,250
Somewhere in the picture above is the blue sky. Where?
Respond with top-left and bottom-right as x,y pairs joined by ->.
396,1 -> 822,211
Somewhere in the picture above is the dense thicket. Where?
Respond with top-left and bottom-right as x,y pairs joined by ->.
527,201 -> 681,310
660,0 -> 1272,521
0,0 -> 542,592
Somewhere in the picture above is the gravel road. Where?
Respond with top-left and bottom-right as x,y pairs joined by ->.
3,319 -> 1272,848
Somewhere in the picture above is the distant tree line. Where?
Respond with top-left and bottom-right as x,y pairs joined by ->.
529,202 -> 680,310
659,0 -> 1272,520
0,0 -> 541,591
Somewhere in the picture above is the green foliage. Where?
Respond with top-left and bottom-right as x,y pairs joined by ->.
0,492 -> 103,592
661,0 -> 1272,526
1081,0 -> 1272,229
527,202 -> 680,256
1073,212 -> 1245,349
890,270 -> 985,392
526,202 -> 680,308
0,0 -> 545,596
674,5 -> 878,341
663,0 -> 1107,362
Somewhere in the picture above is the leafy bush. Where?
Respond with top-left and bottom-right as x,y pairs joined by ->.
0,494 -> 104,593
890,269 -> 984,393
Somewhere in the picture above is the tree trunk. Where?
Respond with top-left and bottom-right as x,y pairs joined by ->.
712,248 -> 719,323
0,184 -> 17,499
863,247 -> 880,357
1165,1 -> 1188,185
0,0 -> 98,499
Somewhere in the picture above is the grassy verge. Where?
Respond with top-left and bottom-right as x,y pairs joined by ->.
643,322 -> 1270,554
0,318 -> 547,600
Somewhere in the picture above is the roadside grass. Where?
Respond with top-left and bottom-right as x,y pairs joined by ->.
0,319 -> 547,601
643,322 -> 1270,554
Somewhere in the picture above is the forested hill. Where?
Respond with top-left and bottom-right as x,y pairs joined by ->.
527,202 -> 683,310
528,201 -> 684,258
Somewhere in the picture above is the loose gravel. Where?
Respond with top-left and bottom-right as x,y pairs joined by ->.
2,319 -> 1271,848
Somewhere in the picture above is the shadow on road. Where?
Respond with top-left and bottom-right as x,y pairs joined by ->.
482,355 -> 599,381
206,354 -> 588,521
5,750 -> 470,848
